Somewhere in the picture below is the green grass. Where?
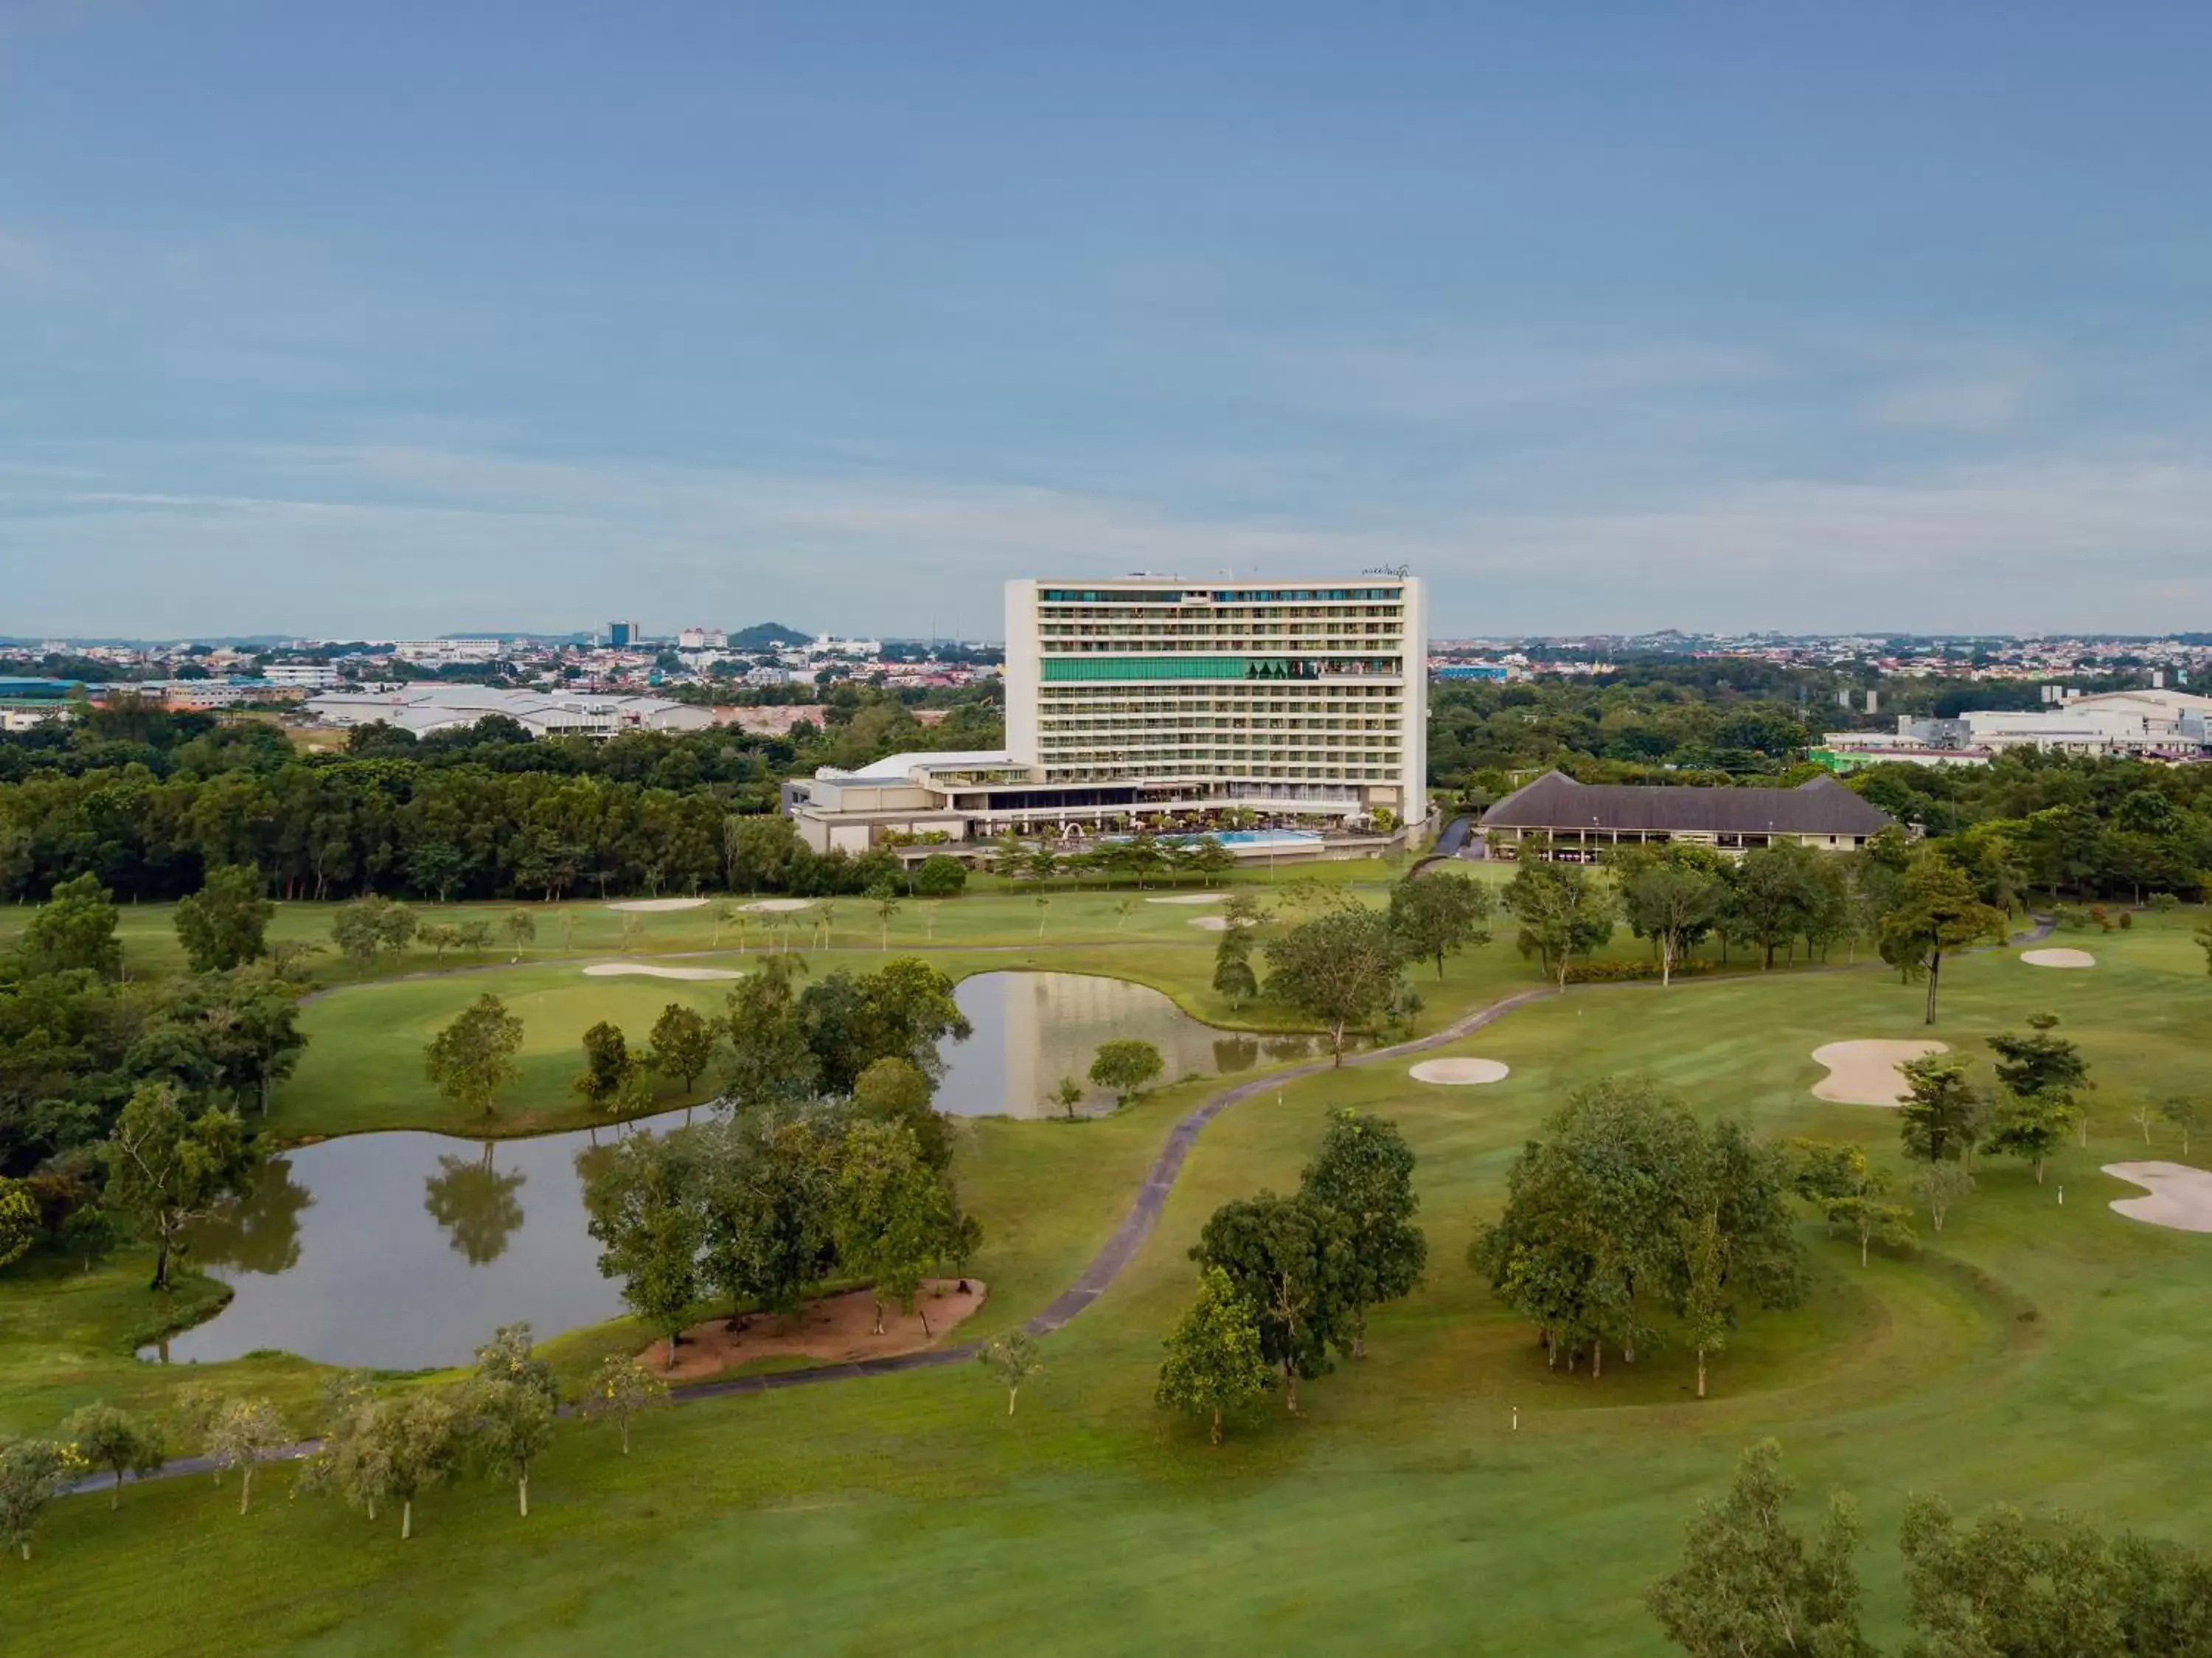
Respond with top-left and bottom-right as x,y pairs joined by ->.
7,909 -> 2212,1653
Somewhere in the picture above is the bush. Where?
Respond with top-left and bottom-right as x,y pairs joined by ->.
1562,959 -> 1722,985
2053,904 -> 2090,931
913,855 -> 968,898
2150,892 -> 2180,912
2118,910 -> 2135,930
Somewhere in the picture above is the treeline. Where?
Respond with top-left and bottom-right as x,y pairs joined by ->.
0,691 -> 1001,901
0,757 -> 947,906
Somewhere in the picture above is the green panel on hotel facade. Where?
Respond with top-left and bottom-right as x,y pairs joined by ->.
1041,656 -> 1256,681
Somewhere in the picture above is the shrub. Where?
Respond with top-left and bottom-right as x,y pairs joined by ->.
2118,909 -> 2135,930
1562,959 -> 1722,985
2150,892 -> 2181,912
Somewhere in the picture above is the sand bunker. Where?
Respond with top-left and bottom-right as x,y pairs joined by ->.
582,962 -> 743,982
740,898 -> 815,914
2103,1163 -> 2212,1232
1410,1058 -> 1510,1086
2022,948 -> 2097,969
1811,1039 -> 1950,1106
1189,914 -> 1260,932
644,1279 -> 987,1381
605,897 -> 710,913
1147,893 -> 1226,905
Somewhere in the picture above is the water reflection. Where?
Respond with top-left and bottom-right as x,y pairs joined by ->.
191,1156 -> 314,1277
161,1124 -> 628,1370
939,972 -> 1264,1118
422,1147 -> 526,1266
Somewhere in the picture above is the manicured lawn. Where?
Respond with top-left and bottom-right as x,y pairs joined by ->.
8,911 -> 2211,1654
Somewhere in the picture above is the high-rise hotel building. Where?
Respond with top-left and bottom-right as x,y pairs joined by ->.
1004,575 -> 1425,825
788,575 -> 1427,856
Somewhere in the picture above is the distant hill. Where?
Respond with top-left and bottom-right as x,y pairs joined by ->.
730,622 -> 813,649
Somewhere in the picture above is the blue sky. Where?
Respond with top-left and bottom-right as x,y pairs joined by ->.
4,2 -> 2211,639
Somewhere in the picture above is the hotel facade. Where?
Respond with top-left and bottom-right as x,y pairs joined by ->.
790,575 -> 1429,861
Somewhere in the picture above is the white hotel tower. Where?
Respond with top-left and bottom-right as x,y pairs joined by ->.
790,575 -> 1427,858
1004,575 -> 1426,825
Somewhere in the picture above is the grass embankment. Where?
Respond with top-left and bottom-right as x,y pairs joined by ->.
5,913 -> 2210,1652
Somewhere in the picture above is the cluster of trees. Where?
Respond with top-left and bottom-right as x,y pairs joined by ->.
1473,1078 -> 1807,1394
584,1074 -> 980,1364
984,833 -> 1241,891
1650,1438 -> 2212,1657
1156,1109 -> 1426,1438
1211,873 -> 1495,1062
0,1326 -> 675,1559
0,875 -> 302,1304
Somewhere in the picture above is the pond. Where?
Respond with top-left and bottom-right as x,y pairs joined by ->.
158,973 -> 1306,1370
936,971 -> 1308,1118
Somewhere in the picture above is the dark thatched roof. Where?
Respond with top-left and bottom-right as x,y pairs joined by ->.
1479,771 -> 1895,836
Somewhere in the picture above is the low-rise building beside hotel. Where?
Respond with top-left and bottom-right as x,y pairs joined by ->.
1479,771 -> 1895,861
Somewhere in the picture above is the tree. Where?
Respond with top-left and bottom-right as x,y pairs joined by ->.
1503,859 -> 1615,992
1191,1192 -> 1354,1413
1299,1108 -> 1426,1359
2158,1094 -> 2207,1156
406,841 -> 470,903
502,909 -> 538,953
1264,907 -> 1407,1065
61,1404 -> 167,1510
1645,1439 -> 1870,1658
1910,1163 -> 1975,1234
1987,1011 -> 2091,1118
100,1083 -> 253,1291
2196,917 -> 2212,977
1623,861 -> 1724,986
721,957 -> 820,1106
1727,842 -> 1825,971
574,1021 -> 636,1118
1047,1075 -> 1085,1120
579,1354 -> 669,1454
1983,1092 -> 2076,1184
585,1131 -> 703,1369
976,1330 -> 1043,1415
834,1120 -> 964,1336
302,1382 -> 462,1540
463,1376 -> 555,1518
1899,1493 -> 2126,1658
1878,852 -> 2007,1024
0,1179 -> 37,1272
204,1396 -> 290,1516
173,864 -> 274,974
851,1055 -> 952,1170
1156,1266 -> 1274,1444
473,1322 -> 559,1406
1677,1212 -> 1729,1400
1211,930 -> 1259,1009
0,1439 -> 82,1560
866,879 -> 902,949
375,900 -> 417,963
330,898 -> 381,973
425,993 -> 526,1118
1801,1152 -> 1913,1266
419,923 -> 465,964
1388,871 -> 1493,980
1089,1039 -> 1164,1107
14,873 -> 122,979
1896,1053 -> 1984,1165
647,1002 -> 717,1094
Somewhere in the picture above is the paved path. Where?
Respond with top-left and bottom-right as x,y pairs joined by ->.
74,912 -> 2058,1491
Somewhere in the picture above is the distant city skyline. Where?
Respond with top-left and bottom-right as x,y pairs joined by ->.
7,4 -> 2212,637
